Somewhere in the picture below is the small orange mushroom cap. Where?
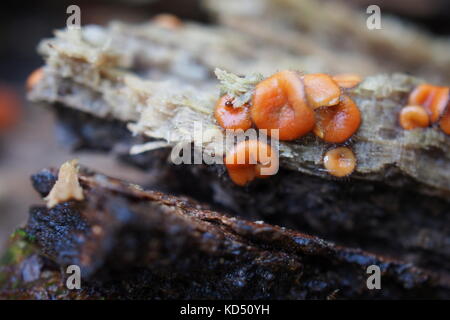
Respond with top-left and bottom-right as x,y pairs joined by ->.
214,95 -> 252,131
324,147 -> 356,177
399,105 -> 430,130
251,70 -> 315,141
332,74 -> 362,89
303,73 -> 341,109
408,84 -> 449,123
226,166 -> 257,186
152,13 -> 183,30
26,67 -> 44,91
225,140 -> 278,186
313,95 -> 361,143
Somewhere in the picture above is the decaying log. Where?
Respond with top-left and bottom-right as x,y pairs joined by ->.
1,167 -> 449,299
27,22 -> 450,277
24,15 -> 450,297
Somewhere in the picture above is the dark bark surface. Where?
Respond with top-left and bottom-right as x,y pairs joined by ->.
1,167 -> 448,299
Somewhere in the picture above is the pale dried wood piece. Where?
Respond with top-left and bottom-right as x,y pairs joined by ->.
29,24 -> 450,196
45,160 -> 84,208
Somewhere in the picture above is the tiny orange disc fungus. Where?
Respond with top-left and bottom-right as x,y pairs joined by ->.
324,147 -> 356,177
0,86 -> 21,131
399,105 -> 430,130
214,95 -> 252,131
332,73 -> 362,89
408,84 -> 449,123
303,73 -> 341,109
224,140 -> 278,186
439,106 -> 450,135
153,13 -> 182,30
26,67 -> 43,91
313,95 -> 361,143
251,70 -> 315,141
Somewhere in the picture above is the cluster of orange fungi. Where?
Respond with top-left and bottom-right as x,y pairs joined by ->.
399,84 -> 450,135
214,71 -> 363,185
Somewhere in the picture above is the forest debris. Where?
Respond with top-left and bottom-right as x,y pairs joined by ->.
215,68 -> 263,107
44,160 -> 84,208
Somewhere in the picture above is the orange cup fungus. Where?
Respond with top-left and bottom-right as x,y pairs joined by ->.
399,105 -> 430,130
224,140 -> 278,186
152,13 -> 183,30
251,70 -> 315,141
313,95 -> 361,143
323,147 -> 356,177
303,73 -> 341,109
408,84 -> 449,123
26,67 -> 44,91
332,73 -> 362,89
214,95 -> 252,131
400,84 -> 450,134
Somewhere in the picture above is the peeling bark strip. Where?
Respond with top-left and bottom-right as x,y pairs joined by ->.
21,167 -> 450,299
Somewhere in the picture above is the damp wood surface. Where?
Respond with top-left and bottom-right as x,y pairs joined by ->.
1,167 -> 449,299
28,22 -> 450,196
